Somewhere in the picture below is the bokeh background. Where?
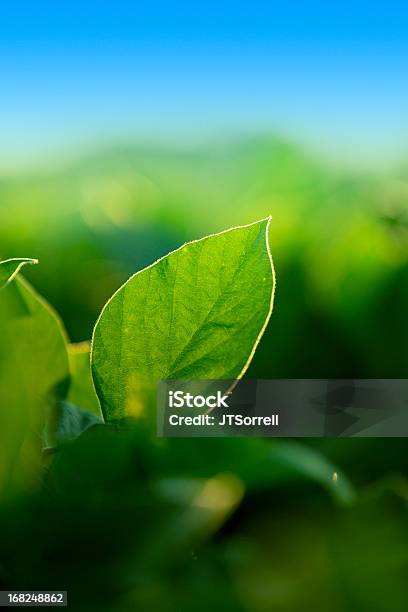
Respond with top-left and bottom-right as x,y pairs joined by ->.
1,2 -> 408,610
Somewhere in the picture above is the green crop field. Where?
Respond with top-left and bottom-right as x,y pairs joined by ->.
1,137 -> 408,611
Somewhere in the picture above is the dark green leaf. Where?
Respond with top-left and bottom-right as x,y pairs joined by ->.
67,342 -> 102,418
44,400 -> 103,448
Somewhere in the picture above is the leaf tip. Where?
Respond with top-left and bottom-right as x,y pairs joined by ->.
252,215 -> 272,235
0,257 -> 39,289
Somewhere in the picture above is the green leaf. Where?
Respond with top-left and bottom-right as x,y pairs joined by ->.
91,218 -> 275,421
67,342 -> 102,418
0,258 -> 38,289
154,437 -> 355,505
268,440 -> 355,504
44,400 -> 103,449
0,260 -> 69,493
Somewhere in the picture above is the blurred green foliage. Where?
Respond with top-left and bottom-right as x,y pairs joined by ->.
0,138 -> 407,610
0,262 -> 69,495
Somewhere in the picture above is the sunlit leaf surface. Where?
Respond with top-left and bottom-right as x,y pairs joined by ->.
92,218 -> 274,420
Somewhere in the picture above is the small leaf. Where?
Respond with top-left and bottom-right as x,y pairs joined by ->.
269,441 -> 355,504
156,437 -> 355,505
92,218 -> 275,421
44,400 -> 103,449
0,258 -> 38,289
67,342 -> 102,418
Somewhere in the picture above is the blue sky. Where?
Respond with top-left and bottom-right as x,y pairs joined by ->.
1,1 -> 408,166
